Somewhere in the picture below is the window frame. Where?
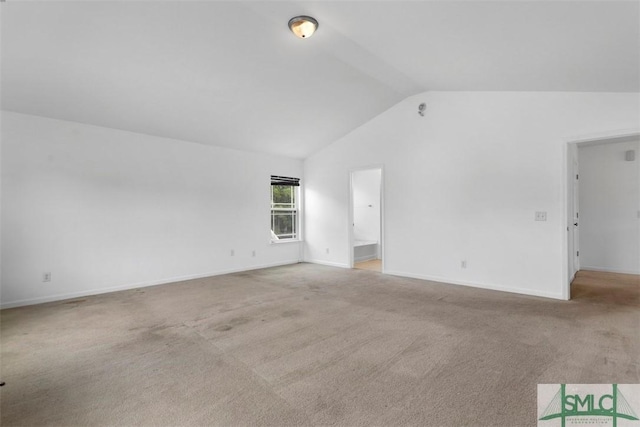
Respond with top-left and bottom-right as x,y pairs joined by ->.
270,181 -> 301,243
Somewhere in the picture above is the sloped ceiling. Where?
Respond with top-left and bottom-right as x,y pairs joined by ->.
1,1 -> 638,159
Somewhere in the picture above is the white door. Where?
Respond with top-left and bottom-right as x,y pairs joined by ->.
572,160 -> 580,274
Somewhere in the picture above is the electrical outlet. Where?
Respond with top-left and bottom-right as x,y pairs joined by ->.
43,272 -> 51,282
252,250 -> 256,257
230,249 -> 234,256
461,260 -> 467,269
326,248 -> 330,254
535,211 -> 547,221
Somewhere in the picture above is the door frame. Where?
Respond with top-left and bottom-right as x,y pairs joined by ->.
566,145 -> 580,288
562,129 -> 640,300
348,165 -> 385,271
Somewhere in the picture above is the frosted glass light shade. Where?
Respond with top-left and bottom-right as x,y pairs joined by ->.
288,16 -> 318,39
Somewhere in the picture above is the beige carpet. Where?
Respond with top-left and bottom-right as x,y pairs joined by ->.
571,269 -> 639,305
1,265 -> 638,426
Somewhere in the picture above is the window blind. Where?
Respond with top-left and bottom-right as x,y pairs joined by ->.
271,175 -> 300,186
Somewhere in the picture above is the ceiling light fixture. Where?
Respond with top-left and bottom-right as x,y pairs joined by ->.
288,15 -> 318,39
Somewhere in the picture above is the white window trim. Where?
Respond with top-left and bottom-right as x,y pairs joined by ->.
270,183 -> 302,243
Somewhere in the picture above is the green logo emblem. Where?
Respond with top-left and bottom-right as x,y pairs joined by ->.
539,384 -> 639,427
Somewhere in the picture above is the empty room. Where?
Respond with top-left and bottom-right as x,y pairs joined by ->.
1,1 -> 639,426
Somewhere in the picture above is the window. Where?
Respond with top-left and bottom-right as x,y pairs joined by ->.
271,176 -> 300,241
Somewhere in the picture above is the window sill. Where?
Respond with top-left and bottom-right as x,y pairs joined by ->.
270,239 -> 302,245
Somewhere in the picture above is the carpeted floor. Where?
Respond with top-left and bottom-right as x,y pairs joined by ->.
1,264 -> 638,426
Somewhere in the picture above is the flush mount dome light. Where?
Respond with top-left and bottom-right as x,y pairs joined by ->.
288,15 -> 318,39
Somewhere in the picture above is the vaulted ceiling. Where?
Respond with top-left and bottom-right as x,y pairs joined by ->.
2,1 -> 638,158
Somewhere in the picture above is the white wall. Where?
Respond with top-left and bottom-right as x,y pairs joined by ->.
1,112 -> 303,308
578,140 -> 640,274
304,92 -> 639,299
352,169 -> 381,243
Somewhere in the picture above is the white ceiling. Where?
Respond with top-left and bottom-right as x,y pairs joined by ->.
2,1 -> 638,159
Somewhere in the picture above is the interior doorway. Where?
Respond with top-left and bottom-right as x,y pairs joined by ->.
349,167 -> 383,272
565,131 -> 640,299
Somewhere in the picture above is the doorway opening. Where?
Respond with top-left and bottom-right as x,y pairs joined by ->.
349,167 -> 383,272
565,131 -> 640,300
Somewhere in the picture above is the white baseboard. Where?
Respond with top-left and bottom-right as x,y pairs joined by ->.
304,259 -> 350,269
384,270 -> 566,300
354,255 -> 378,263
0,260 -> 301,309
580,266 -> 640,275
569,270 -> 577,285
